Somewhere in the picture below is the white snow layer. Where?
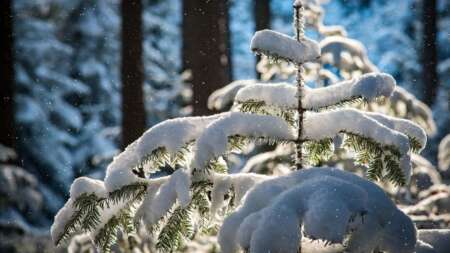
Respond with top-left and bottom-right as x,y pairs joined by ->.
235,72 -> 396,110
303,109 -> 413,182
69,177 -> 107,200
210,173 -> 270,216
104,114 -> 225,192
218,167 -> 416,253
364,111 -> 427,150
207,80 -> 256,111
191,112 -> 296,170
51,199 -> 76,245
141,169 -> 191,226
251,29 -> 320,64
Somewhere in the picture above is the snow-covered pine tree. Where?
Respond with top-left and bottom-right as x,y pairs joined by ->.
51,1 -> 428,252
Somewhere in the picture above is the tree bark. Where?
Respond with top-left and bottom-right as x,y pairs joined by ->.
121,0 -> 146,148
254,0 -> 271,79
182,0 -> 232,116
420,0 -> 439,106
0,0 -> 16,149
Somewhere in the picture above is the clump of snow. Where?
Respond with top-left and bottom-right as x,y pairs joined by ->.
234,73 -> 396,111
208,80 -> 256,111
219,168 -> 416,253
235,82 -> 296,108
134,177 -> 167,227
244,178 -> 367,253
103,141 -> 148,193
136,114 -> 227,161
143,169 -> 191,226
191,112 -> 296,170
69,177 -> 107,200
51,199 -> 76,245
104,114 -> 226,192
251,29 -> 320,65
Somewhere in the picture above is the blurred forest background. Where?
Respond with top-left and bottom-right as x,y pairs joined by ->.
0,0 -> 448,251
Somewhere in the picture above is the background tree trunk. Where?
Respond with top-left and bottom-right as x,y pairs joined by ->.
420,0 -> 439,106
182,0 -> 232,116
254,0 -> 271,79
0,0 -> 16,149
121,0 -> 146,148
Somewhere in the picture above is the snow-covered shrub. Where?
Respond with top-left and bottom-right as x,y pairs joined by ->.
51,1 -> 428,252
219,168 -> 416,253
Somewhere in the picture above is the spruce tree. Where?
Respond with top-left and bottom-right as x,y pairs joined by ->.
51,1 -> 428,252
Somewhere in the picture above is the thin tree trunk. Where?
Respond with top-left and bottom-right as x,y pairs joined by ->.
254,0 -> 271,79
421,0 -> 439,106
121,0 -> 146,148
182,0 -> 232,116
294,3 -> 305,170
0,0 -> 16,149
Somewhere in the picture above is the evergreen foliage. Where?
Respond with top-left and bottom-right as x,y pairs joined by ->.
51,1 -> 428,252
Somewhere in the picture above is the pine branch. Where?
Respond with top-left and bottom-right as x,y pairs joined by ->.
55,206 -> 87,245
108,182 -> 148,205
55,194 -> 108,246
156,205 -> 193,252
304,139 -> 333,166
343,132 -> 406,185
237,100 -> 296,126
136,145 -> 192,175
156,182 -> 212,252
94,215 -> 120,253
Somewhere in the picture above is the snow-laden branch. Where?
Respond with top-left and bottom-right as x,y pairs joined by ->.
320,36 -> 378,73
363,111 -> 427,151
218,168 -> 416,253
251,29 -> 320,65
303,109 -> 410,153
191,112 -> 296,170
207,80 -> 256,111
51,177 -> 108,245
303,108 -> 413,182
391,86 -> 437,135
235,73 -> 396,110
104,114 -> 225,192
